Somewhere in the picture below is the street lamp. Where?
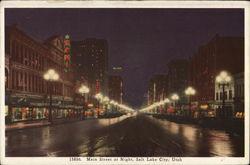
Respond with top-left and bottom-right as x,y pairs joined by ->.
216,71 -> 232,118
113,101 -> 118,114
163,98 -> 170,114
171,93 -> 179,113
163,98 -> 170,104
95,93 -> 103,117
43,69 -> 59,123
79,85 -> 90,119
110,100 -> 115,114
103,96 -> 110,115
103,96 -> 110,102
185,87 -> 196,118
95,93 -> 103,100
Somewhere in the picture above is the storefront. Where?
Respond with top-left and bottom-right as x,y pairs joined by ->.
6,94 -> 84,123
12,107 -> 47,121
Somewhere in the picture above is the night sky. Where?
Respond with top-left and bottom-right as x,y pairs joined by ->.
5,8 -> 244,109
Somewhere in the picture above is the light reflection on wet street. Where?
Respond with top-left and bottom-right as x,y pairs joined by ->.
5,114 -> 244,157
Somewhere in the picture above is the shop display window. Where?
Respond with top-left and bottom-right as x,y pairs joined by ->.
5,106 -> 8,116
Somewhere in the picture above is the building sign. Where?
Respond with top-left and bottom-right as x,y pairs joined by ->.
200,104 -> 208,110
96,79 -> 100,94
64,35 -> 71,72
88,104 -> 94,107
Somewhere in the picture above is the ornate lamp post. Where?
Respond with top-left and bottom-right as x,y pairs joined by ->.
113,101 -> 118,114
185,87 -> 196,118
110,100 -> 115,114
95,93 -> 103,117
163,98 -> 170,114
43,69 -> 59,123
171,93 -> 179,114
79,85 -> 90,119
216,71 -> 232,118
103,96 -> 110,115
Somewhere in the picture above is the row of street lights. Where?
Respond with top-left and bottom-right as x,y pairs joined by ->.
43,69 -> 134,123
140,71 -> 232,116
43,68 -> 232,120
43,69 -> 132,122
94,93 -> 134,114
139,87 -> 195,113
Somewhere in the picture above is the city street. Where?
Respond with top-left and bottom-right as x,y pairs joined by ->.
6,114 -> 244,157
3,7 -> 247,165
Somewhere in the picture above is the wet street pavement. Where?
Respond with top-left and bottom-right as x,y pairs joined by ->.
6,114 -> 244,157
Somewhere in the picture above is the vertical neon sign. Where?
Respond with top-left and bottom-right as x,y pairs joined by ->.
64,34 -> 71,72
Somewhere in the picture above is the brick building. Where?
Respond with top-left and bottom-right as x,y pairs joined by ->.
189,34 -> 244,116
148,74 -> 168,105
167,59 -> 189,104
108,75 -> 123,104
71,38 -> 109,108
5,25 -> 80,123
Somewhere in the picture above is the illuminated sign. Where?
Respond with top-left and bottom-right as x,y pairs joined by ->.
96,79 -> 100,94
64,35 -> 71,72
112,66 -> 123,71
200,104 -> 208,110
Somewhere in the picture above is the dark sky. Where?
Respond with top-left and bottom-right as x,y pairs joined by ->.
5,8 -> 244,109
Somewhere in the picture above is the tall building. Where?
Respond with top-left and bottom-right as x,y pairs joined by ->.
44,36 -> 75,101
167,59 -> 188,104
71,38 -> 109,98
5,25 -> 79,123
189,34 -> 244,116
108,75 -> 123,104
148,74 -> 168,105
233,72 -> 244,114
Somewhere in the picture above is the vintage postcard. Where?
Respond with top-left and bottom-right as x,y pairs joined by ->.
0,1 -> 249,165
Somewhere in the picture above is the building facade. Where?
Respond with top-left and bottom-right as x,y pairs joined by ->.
5,25 -> 80,123
148,74 -> 168,105
71,38 -> 109,102
167,59 -> 188,104
189,34 -> 244,117
233,72 -> 244,116
108,75 -> 123,104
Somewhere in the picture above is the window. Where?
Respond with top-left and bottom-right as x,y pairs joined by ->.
229,90 -> 232,100
28,50 -> 31,66
241,84 -> 244,97
216,92 -> 219,100
235,85 -> 238,97
20,72 -> 23,91
16,44 -> 20,62
16,70 -> 19,90
12,70 -> 15,89
238,85 -> 241,97
224,91 -> 227,100
5,68 -> 8,88
12,41 -> 16,61
28,74 -> 31,92
31,74 -> 34,92
220,92 -> 223,100
20,45 -> 23,64
24,72 -> 27,91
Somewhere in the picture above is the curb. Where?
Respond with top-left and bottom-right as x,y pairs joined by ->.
5,123 -> 51,132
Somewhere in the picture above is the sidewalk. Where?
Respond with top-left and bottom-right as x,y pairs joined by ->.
6,120 -> 50,132
5,118 -> 83,132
